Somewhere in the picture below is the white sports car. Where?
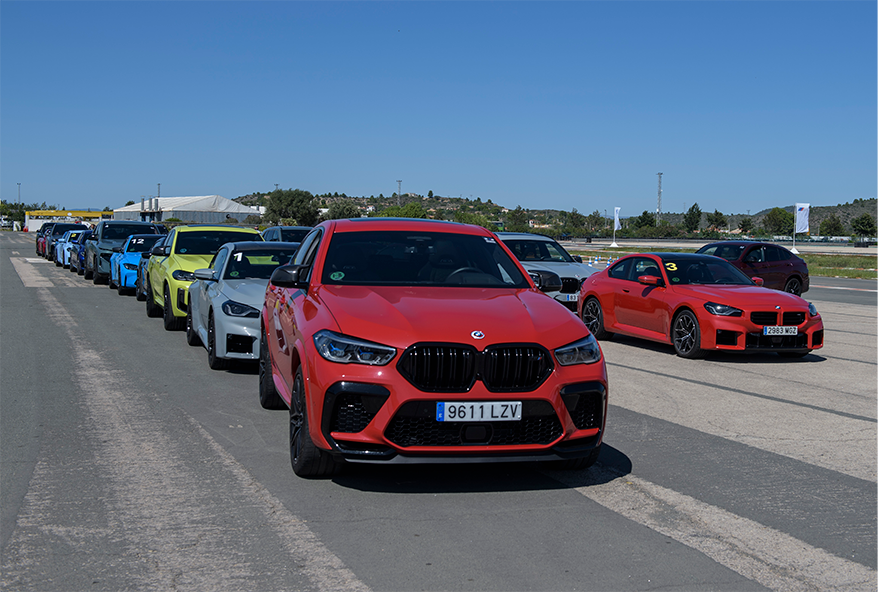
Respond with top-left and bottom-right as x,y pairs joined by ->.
187,241 -> 301,369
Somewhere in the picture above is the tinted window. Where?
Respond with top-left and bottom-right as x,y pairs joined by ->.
743,247 -> 764,263
174,231 -> 261,255
608,259 -> 632,280
224,248 -> 300,280
103,224 -> 160,240
125,236 -> 162,253
321,231 -> 528,287
662,258 -> 753,286
503,239 -> 574,262
763,246 -> 782,262
281,229 -> 310,242
631,257 -> 662,278
698,244 -> 746,261
51,224 -> 88,237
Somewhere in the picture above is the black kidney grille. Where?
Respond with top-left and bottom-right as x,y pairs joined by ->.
783,312 -> 806,326
385,400 -> 562,447
330,393 -> 378,433
397,343 -> 554,393
750,312 -> 778,325
560,278 -> 580,294
397,345 -> 477,392
483,346 -> 553,392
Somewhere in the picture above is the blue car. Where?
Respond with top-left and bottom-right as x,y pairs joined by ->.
70,230 -> 93,275
55,229 -> 87,268
109,234 -> 163,294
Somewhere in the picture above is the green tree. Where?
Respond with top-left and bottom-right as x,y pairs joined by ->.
505,206 -> 530,233
738,217 -> 754,233
683,203 -> 702,232
428,190 -> 434,198
762,207 -> 794,235
706,209 -> 727,230
851,213 -> 877,237
585,210 -> 604,232
632,210 -> 656,229
380,202 -> 428,219
125,200 -> 135,206
818,214 -> 845,236
325,200 -> 361,220
265,189 -> 319,226
454,210 -> 492,229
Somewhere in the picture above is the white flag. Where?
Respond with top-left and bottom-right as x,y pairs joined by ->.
614,207 -> 621,230
795,203 -> 810,234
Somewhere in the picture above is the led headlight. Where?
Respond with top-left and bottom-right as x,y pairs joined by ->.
313,330 -> 396,365
808,302 -> 819,317
554,334 -> 602,366
704,302 -> 742,317
172,270 -> 197,282
221,300 -> 260,318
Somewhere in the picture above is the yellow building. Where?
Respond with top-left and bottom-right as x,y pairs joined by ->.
24,210 -> 112,232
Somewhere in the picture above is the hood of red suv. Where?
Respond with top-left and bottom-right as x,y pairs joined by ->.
317,285 -> 586,349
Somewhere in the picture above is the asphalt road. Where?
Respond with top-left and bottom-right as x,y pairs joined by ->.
1,232 -> 875,591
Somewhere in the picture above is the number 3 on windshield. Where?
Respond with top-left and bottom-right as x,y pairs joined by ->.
664,262 -> 678,271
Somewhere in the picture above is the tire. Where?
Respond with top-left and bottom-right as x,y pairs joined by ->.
163,285 -> 184,331
672,310 -> 704,359
258,327 -> 286,410
185,308 -> 201,346
83,258 -> 94,280
108,272 -> 116,289
206,312 -> 228,369
581,297 -> 613,340
92,259 -> 104,284
290,367 -> 340,478
783,277 -> 802,296
145,277 -> 162,317
546,446 -> 601,471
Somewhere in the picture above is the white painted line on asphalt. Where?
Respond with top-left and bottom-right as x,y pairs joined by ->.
811,284 -> 878,293
547,466 -> 876,592
9,258 -> 53,287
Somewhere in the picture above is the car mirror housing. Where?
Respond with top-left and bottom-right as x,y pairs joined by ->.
572,255 -> 583,263
141,251 -> 152,259
638,275 -> 664,286
112,246 -> 122,253
529,269 -> 563,293
193,268 -> 217,282
751,276 -> 764,286
270,264 -> 309,290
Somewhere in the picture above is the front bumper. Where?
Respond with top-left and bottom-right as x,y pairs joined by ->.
699,309 -> 824,352
214,314 -> 260,360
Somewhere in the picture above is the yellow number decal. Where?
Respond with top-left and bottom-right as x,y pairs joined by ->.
664,262 -> 678,271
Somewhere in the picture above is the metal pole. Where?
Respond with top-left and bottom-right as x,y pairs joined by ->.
397,180 -> 402,206
17,183 -> 21,205
656,172 -> 663,226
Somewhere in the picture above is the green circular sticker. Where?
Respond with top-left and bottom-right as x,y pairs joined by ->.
330,271 -> 345,281
672,277 -> 680,283
229,271 -> 239,277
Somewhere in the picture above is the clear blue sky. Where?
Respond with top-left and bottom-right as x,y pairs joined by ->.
2,1 -> 875,217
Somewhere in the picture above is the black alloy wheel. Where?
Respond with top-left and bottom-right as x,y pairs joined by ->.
145,277 -> 162,317
581,297 -> 612,340
258,327 -> 286,410
163,285 -> 183,331
672,310 -> 704,359
783,277 -> 803,296
83,258 -> 94,280
206,312 -> 228,369
185,308 -> 201,346
290,367 -> 339,478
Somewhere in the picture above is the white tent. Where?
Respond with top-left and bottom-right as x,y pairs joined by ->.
114,196 -> 260,224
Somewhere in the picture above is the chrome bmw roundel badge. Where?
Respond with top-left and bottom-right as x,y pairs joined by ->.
471,330 -> 485,340
775,305 -> 781,310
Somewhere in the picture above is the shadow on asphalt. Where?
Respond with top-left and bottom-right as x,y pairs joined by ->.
331,444 -> 632,494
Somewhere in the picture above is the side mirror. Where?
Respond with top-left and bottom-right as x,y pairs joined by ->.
572,255 -> 583,263
87,235 -> 97,241
529,270 -> 563,293
150,245 -> 164,256
638,275 -> 664,286
141,251 -> 152,259
193,268 -> 217,281
751,277 -> 764,286
269,264 -> 309,289
112,246 -> 122,253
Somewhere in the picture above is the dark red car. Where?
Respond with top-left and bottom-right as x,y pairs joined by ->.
695,241 -> 809,295
260,218 -> 608,478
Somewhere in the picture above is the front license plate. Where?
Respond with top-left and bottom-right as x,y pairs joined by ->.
436,402 -> 522,422
560,293 -> 579,302
763,326 -> 798,336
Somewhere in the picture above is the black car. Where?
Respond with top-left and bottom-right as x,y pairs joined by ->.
261,226 -> 312,242
45,223 -> 90,260
84,221 -> 166,283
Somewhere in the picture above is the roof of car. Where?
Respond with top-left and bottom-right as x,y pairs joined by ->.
495,232 -> 557,241
226,241 -> 299,251
266,226 -> 312,230
329,218 -> 487,234
173,225 -> 261,233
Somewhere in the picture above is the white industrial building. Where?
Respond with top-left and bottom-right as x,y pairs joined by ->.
113,196 -> 262,224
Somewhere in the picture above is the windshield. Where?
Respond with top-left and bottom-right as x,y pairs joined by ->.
281,228 -> 310,242
52,224 -> 87,237
321,230 -> 529,288
696,244 -> 746,262
175,231 -> 261,255
103,224 -> 159,240
125,236 -> 162,253
662,258 -> 755,286
224,248 -> 299,280
502,238 -> 574,263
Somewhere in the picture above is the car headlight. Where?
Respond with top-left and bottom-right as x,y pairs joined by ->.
313,330 -> 396,366
221,300 -> 260,318
123,263 -> 138,270
554,334 -> 602,366
172,270 -> 197,282
808,302 -> 819,317
704,302 -> 743,317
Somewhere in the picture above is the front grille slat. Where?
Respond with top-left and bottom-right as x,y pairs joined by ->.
751,311 -> 778,326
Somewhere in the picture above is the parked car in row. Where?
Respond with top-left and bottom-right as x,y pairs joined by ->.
497,232 -> 597,311
84,221 -> 166,283
145,225 -> 263,330
69,230 -> 93,275
695,241 -> 809,295
109,235 -> 164,294
186,242 -> 300,369
45,223 -> 89,261
260,218 -> 607,478
54,229 -> 87,268
579,253 -> 823,359
136,235 -> 167,301
261,225 -> 311,242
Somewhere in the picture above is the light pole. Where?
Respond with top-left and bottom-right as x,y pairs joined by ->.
397,180 -> 402,206
17,183 -> 21,205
